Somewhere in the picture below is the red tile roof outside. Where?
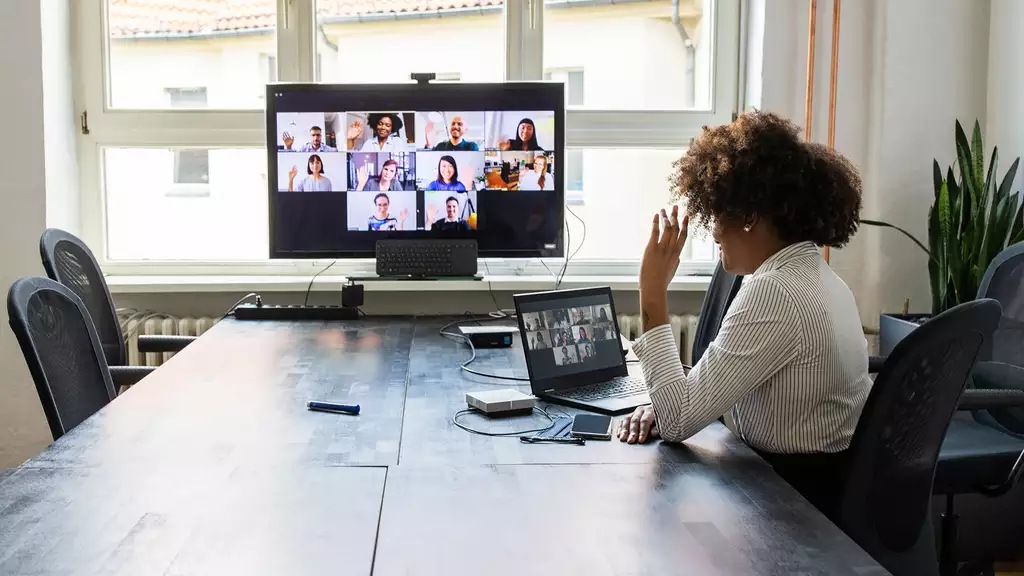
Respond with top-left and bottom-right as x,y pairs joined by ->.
108,0 -> 504,38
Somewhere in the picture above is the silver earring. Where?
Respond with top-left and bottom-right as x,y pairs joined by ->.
743,225 -> 752,232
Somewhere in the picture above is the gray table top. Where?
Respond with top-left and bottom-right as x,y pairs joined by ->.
0,316 -> 888,575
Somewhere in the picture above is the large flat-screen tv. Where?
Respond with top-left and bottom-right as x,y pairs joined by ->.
266,82 -> 565,259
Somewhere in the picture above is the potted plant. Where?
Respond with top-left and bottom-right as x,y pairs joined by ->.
862,120 -> 1023,354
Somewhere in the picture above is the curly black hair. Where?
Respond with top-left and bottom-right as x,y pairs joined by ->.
367,113 -> 404,135
669,110 -> 862,248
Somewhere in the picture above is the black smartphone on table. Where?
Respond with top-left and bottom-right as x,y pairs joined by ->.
570,414 -> 613,440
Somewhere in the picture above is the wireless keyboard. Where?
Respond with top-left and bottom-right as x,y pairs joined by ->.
375,239 -> 478,278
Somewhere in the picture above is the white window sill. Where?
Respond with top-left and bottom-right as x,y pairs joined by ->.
104,274 -> 712,294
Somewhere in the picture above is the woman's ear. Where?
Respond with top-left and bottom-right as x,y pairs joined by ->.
743,214 -> 759,232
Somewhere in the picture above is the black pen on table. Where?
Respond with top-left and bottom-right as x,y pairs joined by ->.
307,400 -> 360,415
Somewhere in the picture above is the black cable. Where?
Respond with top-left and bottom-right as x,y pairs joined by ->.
452,407 -> 556,437
482,261 -> 505,316
439,316 -> 530,382
303,260 -> 338,307
222,293 -> 260,319
556,213 -> 571,289
557,206 -> 587,289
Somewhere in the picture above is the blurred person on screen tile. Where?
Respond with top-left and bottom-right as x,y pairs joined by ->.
426,156 -> 468,192
288,154 -> 333,192
499,118 -> 544,152
427,115 -> 479,151
298,126 -> 337,152
349,113 -> 406,152
367,192 -> 409,231
518,155 -> 554,191
356,159 -> 404,192
428,196 -> 471,232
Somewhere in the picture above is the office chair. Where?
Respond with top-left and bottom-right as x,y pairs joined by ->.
836,299 -> 1002,576
970,241 -> 1024,434
686,261 -> 742,367
39,228 -> 194,387
7,277 -> 117,441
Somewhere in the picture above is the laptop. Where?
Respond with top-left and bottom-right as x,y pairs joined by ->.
513,286 -> 650,415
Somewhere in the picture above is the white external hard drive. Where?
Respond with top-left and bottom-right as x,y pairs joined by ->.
465,389 -> 537,416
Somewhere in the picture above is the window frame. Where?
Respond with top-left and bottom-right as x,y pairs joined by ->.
74,0 -> 737,278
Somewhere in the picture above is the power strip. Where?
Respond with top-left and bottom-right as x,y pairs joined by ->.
233,303 -> 359,321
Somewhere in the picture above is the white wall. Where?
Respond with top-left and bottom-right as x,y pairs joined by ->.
0,1 -> 55,468
755,0 -> 992,324
42,0 -> 80,233
987,0 -> 1024,195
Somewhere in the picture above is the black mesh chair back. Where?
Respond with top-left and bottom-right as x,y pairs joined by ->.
39,228 -> 126,368
690,261 -> 742,365
837,299 -> 1002,576
977,242 -> 1024,367
7,277 -> 117,441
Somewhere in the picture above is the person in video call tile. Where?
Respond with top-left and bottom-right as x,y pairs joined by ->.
356,159 -> 404,192
572,307 -> 591,324
576,327 -> 592,344
581,344 -> 595,361
427,196 -> 470,232
499,118 -> 544,151
426,115 -> 479,151
597,306 -> 610,322
367,193 -> 409,231
518,155 -> 553,191
287,154 -> 332,192
426,156 -> 468,192
534,332 -> 549,349
349,113 -> 405,152
298,126 -> 337,152
559,346 -> 577,365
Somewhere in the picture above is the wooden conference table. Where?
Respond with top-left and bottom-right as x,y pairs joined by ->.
0,317 -> 887,575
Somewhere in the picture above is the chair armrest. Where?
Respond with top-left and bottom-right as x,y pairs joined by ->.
973,361 -> 1024,391
137,334 -> 195,354
109,365 -> 155,388
868,355 -> 886,373
958,388 -> 1024,410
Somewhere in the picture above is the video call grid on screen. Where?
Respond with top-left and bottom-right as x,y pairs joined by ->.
267,83 -> 565,259
518,294 -> 622,380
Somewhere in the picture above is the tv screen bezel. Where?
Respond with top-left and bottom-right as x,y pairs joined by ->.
265,81 -> 566,260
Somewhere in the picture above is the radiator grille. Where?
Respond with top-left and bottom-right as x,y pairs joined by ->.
616,314 -> 700,365
123,315 -> 219,367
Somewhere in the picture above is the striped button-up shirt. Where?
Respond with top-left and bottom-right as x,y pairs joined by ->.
633,241 -> 872,454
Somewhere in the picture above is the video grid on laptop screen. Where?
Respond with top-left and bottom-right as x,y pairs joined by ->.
519,294 -> 623,380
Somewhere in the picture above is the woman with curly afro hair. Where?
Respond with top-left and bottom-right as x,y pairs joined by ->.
617,111 -> 871,521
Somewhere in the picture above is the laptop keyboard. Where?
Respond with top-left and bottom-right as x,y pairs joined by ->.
553,376 -> 647,402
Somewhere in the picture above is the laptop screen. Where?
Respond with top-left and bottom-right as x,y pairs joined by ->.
516,288 -> 625,385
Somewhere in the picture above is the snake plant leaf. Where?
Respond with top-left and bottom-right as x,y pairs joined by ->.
956,121 -> 976,203
972,120 -> 985,191
984,192 -> 1012,267
927,204 -> 945,312
1009,194 -> 1024,245
979,147 -> 999,265
938,178 -> 952,240
933,160 -> 943,200
947,166 -> 965,235
997,157 -> 1019,206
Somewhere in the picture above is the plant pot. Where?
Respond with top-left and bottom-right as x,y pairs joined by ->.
879,313 -> 933,357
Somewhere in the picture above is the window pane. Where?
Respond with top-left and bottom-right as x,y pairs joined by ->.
315,0 -> 504,83
565,148 -> 714,261
544,0 -> 713,110
106,0 -> 276,109
104,148 -> 268,260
